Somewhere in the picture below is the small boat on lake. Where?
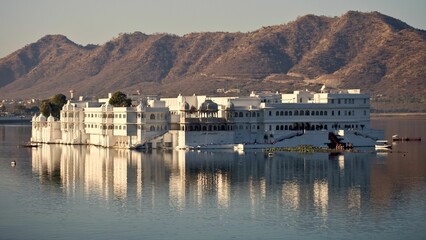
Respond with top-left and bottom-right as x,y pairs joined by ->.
19,142 -> 41,148
375,140 -> 392,150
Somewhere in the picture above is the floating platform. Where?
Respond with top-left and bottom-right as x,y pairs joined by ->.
392,135 -> 421,141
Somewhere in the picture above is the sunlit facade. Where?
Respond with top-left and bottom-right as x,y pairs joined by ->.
31,88 -> 383,148
31,94 -> 169,148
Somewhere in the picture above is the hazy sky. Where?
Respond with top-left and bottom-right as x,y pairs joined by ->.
1,0 -> 425,58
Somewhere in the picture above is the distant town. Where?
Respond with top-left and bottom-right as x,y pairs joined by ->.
0,98 -> 39,119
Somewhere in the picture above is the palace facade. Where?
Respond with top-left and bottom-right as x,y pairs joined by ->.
31,88 -> 383,149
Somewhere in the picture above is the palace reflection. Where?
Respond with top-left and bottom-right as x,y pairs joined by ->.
32,145 -> 376,216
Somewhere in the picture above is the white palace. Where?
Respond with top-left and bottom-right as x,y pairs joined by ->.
31,88 -> 384,149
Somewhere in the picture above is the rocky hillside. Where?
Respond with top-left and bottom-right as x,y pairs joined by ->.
0,11 -> 425,111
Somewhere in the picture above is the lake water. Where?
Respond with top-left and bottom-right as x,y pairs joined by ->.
1,115 -> 425,240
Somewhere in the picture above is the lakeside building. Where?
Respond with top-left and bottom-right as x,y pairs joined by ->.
31,88 -> 383,149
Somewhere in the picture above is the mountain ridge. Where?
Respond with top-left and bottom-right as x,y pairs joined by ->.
0,11 -> 425,110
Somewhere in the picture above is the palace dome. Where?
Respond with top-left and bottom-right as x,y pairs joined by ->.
37,114 -> 47,122
47,114 -> 55,122
200,100 -> 218,112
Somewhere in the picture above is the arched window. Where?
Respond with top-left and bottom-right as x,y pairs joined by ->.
234,112 -> 238,117
239,112 -> 243,118
300,110 -> 304,116
285,111 -> 288,116
150,126 -> 155,131
280,111 -> 284,116
305,110 -> 309,116
294,110 -> 299,116
289,111 -> 292,116
276,111 -> 279,116
150,114 -> 155,120
276,125 -> 279,130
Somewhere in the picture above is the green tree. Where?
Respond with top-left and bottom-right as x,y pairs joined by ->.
39,93 -> 67,119
40,100 -> 52,117
50,94 -> 67,106
109,91 -> 132,107
50,94 -> 67,118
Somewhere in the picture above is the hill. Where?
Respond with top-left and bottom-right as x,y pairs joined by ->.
0,11 -> 425,111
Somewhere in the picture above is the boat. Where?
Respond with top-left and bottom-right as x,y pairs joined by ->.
392,135 -> 421,141
375,140 -> 392,150
129,143 -> 146,150
19,142 -> 41,148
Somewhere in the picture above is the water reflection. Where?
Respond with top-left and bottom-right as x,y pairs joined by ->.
31,145 -> 379,218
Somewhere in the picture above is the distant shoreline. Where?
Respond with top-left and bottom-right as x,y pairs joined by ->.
372,112 -> 426,116
371,112 -> 426,118
0,117 -> 31,124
